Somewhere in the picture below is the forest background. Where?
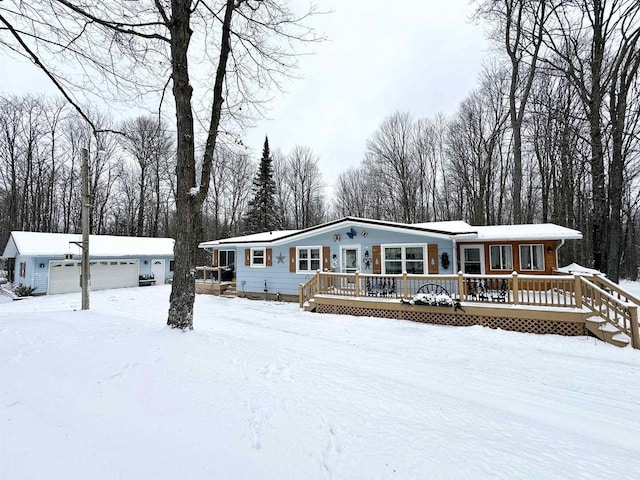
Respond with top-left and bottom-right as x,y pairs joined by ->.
1,0 -> 639,282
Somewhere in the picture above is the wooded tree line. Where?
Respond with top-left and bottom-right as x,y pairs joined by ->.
335,0 -> 640,281
0,96 -> 176,244
0,97 -> 327,260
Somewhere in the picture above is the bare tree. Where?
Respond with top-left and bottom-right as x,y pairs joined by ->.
0,1 -> 320,329
365,112 -> 419,223
477,0 -> 548,223
446,69 -> 510,225
283,145 -> 325,228
121,116 -> 173,237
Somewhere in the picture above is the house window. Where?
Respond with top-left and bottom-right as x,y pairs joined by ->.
297,247 -> 321,273
169,260 -> 175,272
490,245 -> 513,270
20,262 -> 26,277
383,246 -> 424,274
251,248 -> 266,267
519,244 -> 544,271
219,250 -> 235,268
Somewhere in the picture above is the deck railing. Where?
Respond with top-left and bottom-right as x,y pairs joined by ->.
195,266 -> 231,283
579,275 -> 639,348
299,270 -> 639,349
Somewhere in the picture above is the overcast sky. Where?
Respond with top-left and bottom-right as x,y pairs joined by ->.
244,0 -> 489,184
0,0 -> 489,186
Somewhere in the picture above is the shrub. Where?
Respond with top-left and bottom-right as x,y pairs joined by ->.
14,284 -> 36,297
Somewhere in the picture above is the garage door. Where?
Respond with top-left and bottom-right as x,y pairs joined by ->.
49,261 -> 81,294
90,260 -> 138,290
48,259 -> 139,294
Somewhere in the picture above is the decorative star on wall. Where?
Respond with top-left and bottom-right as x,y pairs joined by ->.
276,252 -> 286,264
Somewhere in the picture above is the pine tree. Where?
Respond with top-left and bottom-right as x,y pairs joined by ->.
244,136 -> 279,233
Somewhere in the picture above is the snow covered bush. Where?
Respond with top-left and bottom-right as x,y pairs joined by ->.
13,284 -> 35,297
412,292 -> 453,307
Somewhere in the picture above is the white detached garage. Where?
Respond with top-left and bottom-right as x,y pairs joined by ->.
2,232 -> 174,295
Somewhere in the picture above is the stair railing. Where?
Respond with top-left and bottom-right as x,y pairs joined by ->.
580,276 -> 639,349
299,271 -> 320,308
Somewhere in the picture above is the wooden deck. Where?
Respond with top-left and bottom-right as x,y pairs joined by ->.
299,271 -> 640,349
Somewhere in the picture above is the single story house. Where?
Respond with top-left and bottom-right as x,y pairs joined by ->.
198,217 -> 582,300
2,232 -> 175,295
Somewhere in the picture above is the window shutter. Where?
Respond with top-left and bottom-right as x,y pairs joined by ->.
245,248 -> 250,266
323,246 -> 330,271
266,248 -> 272,267
213,250 -> 219,267
428,244 -> 439,274
289,247 -> 296,273
372,245 -> 381,274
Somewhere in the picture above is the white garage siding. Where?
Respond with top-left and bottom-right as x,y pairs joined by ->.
48,259 -> 139,294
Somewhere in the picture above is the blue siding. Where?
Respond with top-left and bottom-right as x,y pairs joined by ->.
14,254 -> 174,294
232,224 -> 455,296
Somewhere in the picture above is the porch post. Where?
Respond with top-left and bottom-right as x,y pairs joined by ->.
299,283 -> 303,308
354,271 -> 360,297
574,275 -> 582,308
457,271 -> 465,301
512,271 -> 519,305
403,272 -> 408,298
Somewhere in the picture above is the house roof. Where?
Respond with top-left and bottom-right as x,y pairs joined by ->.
471,224 -> 582,241
3,232 -> 175,258
412,220 -> 475,233
198,217 -> 479,248
199,217 -> 582,248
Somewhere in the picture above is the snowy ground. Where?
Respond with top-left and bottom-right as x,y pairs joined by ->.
1,285 -> 639,479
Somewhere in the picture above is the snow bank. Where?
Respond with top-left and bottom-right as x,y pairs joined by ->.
1,286 -> 638,479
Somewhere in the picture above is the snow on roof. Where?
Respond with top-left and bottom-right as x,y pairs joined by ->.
199,230 -> 300,248
198,218 -> 582,248
556,263 -> 603,275
6,232 -> 174,257
412,220 -> 474,233
473,224 -> 583,241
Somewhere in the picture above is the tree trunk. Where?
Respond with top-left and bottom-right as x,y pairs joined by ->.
167,0 -> 197,330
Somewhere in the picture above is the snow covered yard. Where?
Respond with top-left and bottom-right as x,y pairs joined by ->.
1,286 -> 639,479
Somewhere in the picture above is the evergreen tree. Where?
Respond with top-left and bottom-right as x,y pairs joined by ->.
244,136 -> 279,233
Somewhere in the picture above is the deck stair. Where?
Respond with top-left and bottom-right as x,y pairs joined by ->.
303,298 -> 316,312
221,283 -> 238,297
585,316 -> 630,348
1,286 -> 20,300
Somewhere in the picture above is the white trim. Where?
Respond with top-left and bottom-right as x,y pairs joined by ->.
218,249 -> 235,267
340,245 -> 361,274
380,243 -> 426,275
250,247 -> 266,268
489,244 -> 513,271
202,219 -> 465,248
460,244 -> 485,274
519,244 -> 545,271
296,245 -> 322,274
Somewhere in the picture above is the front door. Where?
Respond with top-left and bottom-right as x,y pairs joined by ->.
460,245 -> 484,274
152,259 -> 165,284
341,247 -> 360,273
